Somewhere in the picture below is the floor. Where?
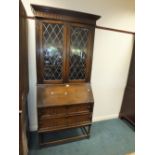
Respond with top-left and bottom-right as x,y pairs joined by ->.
29,119 -> 135,155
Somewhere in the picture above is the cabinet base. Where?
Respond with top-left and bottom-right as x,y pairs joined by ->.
38,125 -> 91,146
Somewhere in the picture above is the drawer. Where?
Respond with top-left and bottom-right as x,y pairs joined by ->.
38,104 -> 92,118
38,113 -> 91,130
67,104 -> 92,113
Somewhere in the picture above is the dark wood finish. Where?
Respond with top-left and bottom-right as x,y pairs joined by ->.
19,0 -> 29,154
20,1 -> 29,110
35,19 -> 96,84
26,16 -> 135,35
119,42 -> 135,126
37,84 -> 94,145
38,19 -> 67,84
67,23 -> 94,83
37,83 -> 94,132
39,113 -> 91,130
40,134 -> 88,146
19,101 -> 28,155
38,104 -> 92,116
31,5 -> 100,26
36,19 -> 43,83
32,5 -> 99,145
39,126 -> 90,146
38,122 -> 92,133
96,25 -> 135,35
37,83 -> 94,107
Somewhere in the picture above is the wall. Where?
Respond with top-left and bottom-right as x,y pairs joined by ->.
92,30 -> 133,121
22,0 -> 134,131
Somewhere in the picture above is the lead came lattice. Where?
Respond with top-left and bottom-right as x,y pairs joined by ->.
69,26 -> 89,80
43,23 -> 64,80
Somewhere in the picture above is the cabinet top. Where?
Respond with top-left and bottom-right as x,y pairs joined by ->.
31,4 -> 100,25
37,83 -> 94,107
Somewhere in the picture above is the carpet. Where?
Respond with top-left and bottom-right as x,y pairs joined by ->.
29,119 -> 135,155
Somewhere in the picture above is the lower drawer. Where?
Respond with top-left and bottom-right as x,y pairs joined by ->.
38,104 -> 92,118
38,113 -> 91,130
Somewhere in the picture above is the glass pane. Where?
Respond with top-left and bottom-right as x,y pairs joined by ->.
69,26 -> 89,80
42,23 -> 64,80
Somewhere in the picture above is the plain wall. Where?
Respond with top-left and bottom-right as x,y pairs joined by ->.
92,29 -> 133,121
22,0 -> 134,131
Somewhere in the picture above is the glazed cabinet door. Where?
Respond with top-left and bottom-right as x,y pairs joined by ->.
68,24 -> 94,82
36,20 -> 94,84
36,20 -> 67,84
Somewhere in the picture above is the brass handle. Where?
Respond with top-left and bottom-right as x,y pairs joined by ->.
64,92 -> 68,95
51,91 -> 54,95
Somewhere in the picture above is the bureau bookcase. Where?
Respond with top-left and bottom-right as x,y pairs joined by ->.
31,4 -> 100,146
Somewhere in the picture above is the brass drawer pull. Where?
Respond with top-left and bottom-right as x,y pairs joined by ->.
51,91 -> 54,95
64,92 -> 68,95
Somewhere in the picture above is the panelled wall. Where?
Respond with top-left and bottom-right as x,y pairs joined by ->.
22,0 -> 135,131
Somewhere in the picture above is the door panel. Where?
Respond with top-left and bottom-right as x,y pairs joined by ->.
37,21 -> 94,83
42,22 -> 64,81
69,26 -> 90,81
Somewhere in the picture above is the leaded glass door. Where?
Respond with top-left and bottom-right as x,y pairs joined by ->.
68,25 -> 91,82
38,21 -> 66,83
36,20 -> 94,84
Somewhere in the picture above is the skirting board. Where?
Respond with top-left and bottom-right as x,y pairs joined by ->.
92,114 -> 119,122
29,114 -> 119,131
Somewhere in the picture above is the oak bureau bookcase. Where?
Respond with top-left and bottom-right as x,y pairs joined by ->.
31,4 -> 100,146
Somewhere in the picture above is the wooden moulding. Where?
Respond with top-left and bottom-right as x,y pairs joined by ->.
96,25 -> 135,35
31,4 -> 101,26
26,15 -> 135,35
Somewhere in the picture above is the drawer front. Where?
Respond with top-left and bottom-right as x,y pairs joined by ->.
38,104 -> 92,118
38,113 -> 91,129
